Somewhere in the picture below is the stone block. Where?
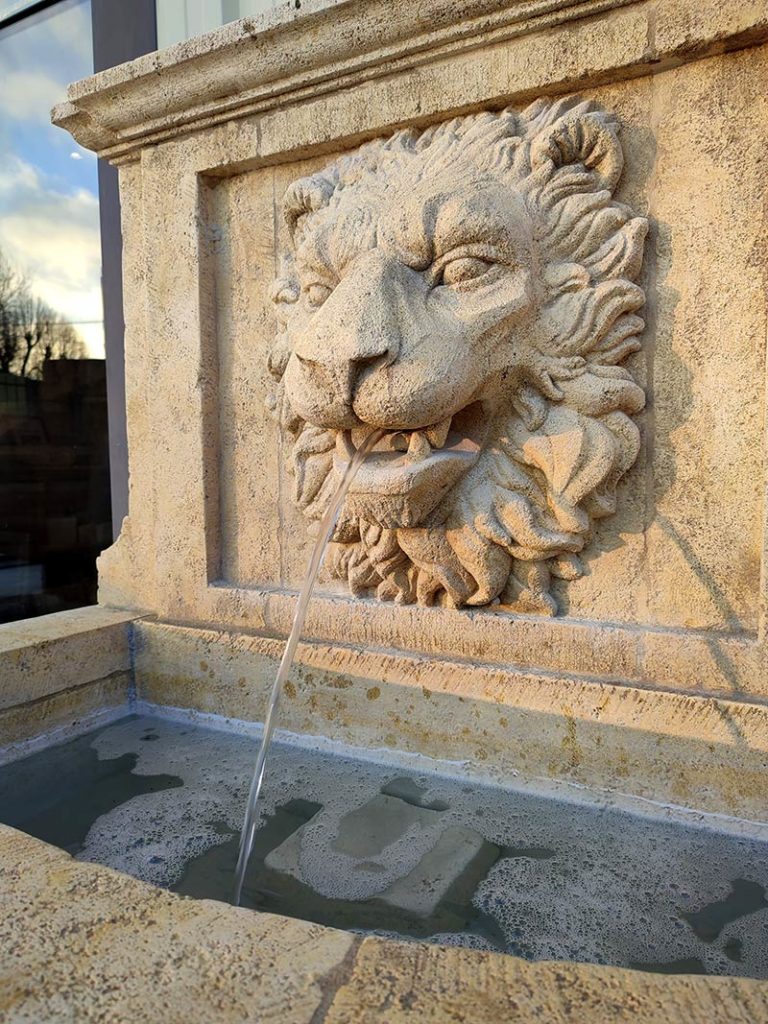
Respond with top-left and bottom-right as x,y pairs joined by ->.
0,607 -> 135,711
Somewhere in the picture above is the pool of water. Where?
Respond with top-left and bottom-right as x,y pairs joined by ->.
1,713 -> 767,977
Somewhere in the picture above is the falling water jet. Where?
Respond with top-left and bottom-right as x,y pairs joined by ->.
232,427 -> 384,906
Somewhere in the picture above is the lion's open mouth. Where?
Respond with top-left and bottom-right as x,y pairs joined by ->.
333,401 -> 487,529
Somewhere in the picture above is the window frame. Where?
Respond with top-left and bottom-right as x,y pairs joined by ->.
0,0 -> 63,31
91,0 -> 158,537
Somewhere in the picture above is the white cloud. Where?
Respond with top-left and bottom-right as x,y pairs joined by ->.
44,1 -> 93,66
0,1 -> 94,124
0,155 -> 40,195
0,162 -> 104,357
0,67 -> 64,124
0,2 -> 102,355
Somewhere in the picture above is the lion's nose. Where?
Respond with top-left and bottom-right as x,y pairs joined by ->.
294,348 -> 391,390
290,347 -> 395,429
286,252 -> 408,428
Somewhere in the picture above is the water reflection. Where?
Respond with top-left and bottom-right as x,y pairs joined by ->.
0,0 -> 109,622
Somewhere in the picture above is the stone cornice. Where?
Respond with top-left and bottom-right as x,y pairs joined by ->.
51,0 -> 768,163
50,0 -> 639,160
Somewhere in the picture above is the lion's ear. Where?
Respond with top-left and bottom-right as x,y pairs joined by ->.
267,256 -> 299,380
529,110 -> 623,193
283,174 -> 336,239
269,255 -> 300,331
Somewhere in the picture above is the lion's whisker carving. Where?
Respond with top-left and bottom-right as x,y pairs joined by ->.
267,95 -> 647,615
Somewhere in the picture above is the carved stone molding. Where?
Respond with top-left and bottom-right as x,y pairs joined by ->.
268,97 -> 647,615
51,0 -> 768,163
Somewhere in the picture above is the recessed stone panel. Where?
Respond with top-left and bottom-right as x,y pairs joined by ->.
209,49 -> 766,633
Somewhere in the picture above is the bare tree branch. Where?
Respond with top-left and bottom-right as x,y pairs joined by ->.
0,246 -> 88,378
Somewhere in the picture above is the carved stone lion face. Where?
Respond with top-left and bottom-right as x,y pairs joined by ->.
268,97 -> 647,614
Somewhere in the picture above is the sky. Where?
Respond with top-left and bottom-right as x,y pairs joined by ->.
0,0 -> 104,357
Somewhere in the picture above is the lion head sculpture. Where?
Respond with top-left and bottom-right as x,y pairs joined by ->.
266,96 -> 647,615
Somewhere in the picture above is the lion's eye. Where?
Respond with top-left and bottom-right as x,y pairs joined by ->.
306,283 -> 332,307
440,257 -> 494,286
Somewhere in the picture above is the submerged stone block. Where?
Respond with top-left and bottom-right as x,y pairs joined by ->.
380,826 -> 488,918
266,793 -> 448,900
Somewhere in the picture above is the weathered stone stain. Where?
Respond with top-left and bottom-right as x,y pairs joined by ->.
561,714 -> 583,770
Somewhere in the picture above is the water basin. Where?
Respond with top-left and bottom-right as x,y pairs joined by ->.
1,712 -> 766,979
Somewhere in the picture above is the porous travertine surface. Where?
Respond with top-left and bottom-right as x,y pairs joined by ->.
49,0 -> 768,706
0,608 -> 135,755
0,824 -> 354,1024
1,825 -> 768,1024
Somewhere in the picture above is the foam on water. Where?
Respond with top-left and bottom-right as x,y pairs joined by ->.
2,712 -> 767,978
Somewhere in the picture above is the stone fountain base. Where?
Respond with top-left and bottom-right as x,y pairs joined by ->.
2,608 -> 768,1020
6,607 -> 766,824
2,824 -> 767,1023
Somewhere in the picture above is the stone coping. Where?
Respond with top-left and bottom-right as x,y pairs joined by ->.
1,824 -> 767,1023
134,618 -> 768,824
51,0 -> 768,162
0,608 -> 139,758
0,606 -> 138,712
0,605 -> 139,654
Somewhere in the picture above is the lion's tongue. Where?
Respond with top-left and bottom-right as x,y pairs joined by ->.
334,402 -> 486,527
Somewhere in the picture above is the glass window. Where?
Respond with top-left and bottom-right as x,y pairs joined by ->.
156,0 -> 277,49
0,0 -> 110,623
0,1 -> 44,20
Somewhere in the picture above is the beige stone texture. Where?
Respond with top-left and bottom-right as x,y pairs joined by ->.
0,825 -> 355,1024
97,160 -> 160,614
326,936 -> 768,1024
203,584 -> 768,699
0,672 -> 129,752
2,824 -> 768,1024
655,0 -> 768,56
47,2 -> 768,702
0,606 -> 134,709
638,49 -> 768,634
51,0 -> 768,163
134,619 -> 768,822
0,608 -> 135,749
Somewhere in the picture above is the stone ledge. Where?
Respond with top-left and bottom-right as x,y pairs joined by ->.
0,607 -> 138,713
0,825 -> 354,1024
201,585 -> 768,699
0,673 -> 130,759
1,824 -> 766,1023
51,0 -> 641,156
51,0 -> 768,162
133,619 -> 768,822
328,935 -> 768,1023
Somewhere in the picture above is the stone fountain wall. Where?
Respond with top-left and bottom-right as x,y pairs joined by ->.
46,0 -> 768,812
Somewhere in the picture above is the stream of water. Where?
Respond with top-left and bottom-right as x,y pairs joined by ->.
232,428 -> 384,905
